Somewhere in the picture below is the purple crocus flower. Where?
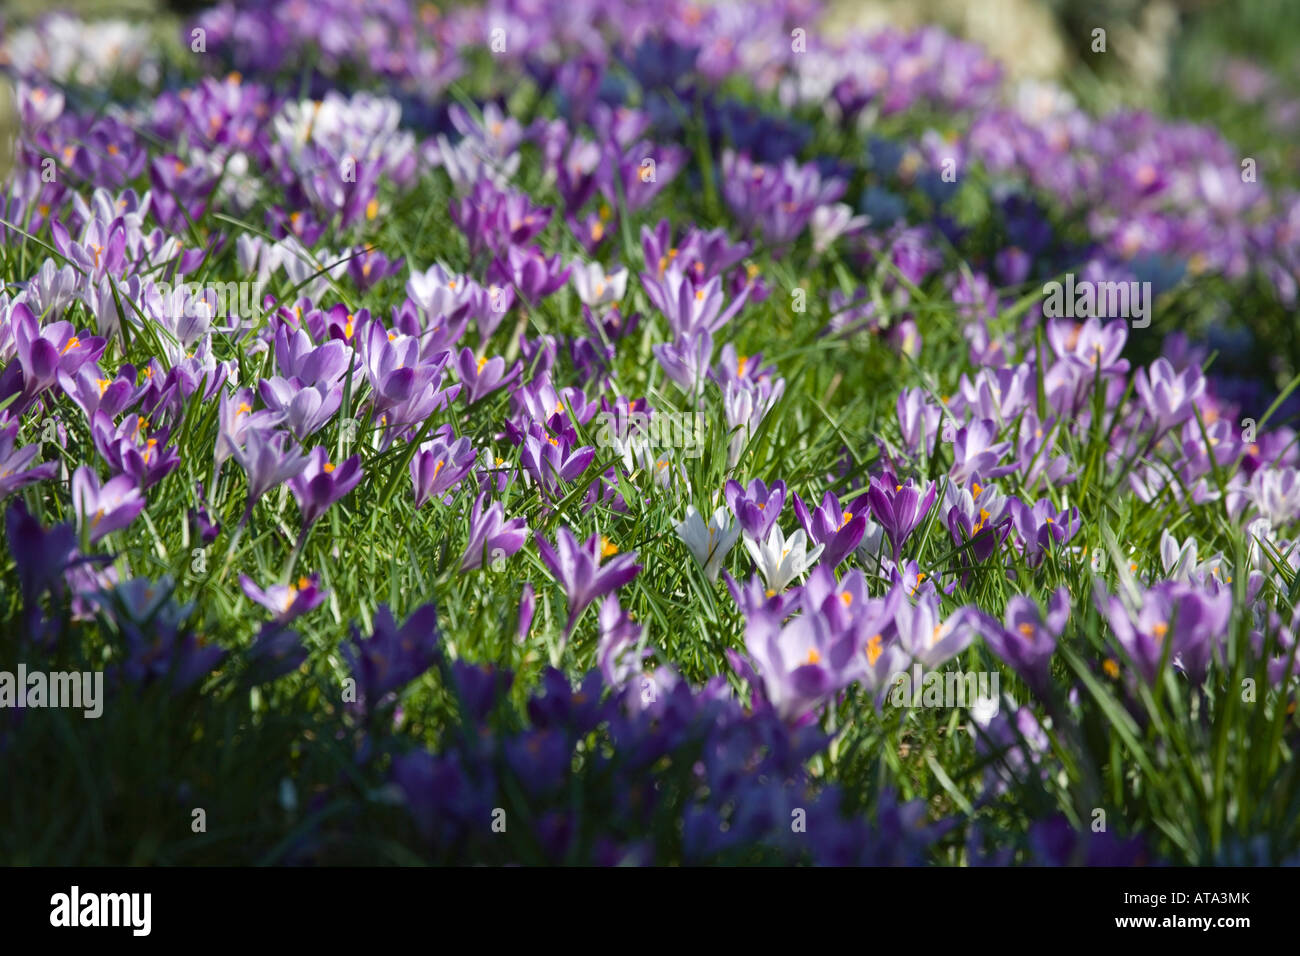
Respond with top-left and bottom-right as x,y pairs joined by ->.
535,527 -> 642,635
3,304 -> 105,411
273,323 -> 353,386
950,418 -> 1013,485
1134,357 -> 1207,433
58,362 -> 136,420
240,572 -> 328,623
216,387 -> 284,466
982,588 -> 1070,697
229,427 -> 310,524
410,427 -> 477,507
893,592 -> 982,669
793,490 -> 868,568
489,245 -> 570,305
455,347 -> 521,404
342,603 -> 442,712
742,605 -> 856,724
518,582 -> 536,643
1099,581 -> 1232,685
598,593 -> 648,689
1009,497 -> 1081,565
0,420 -> 57,499
258,377 -> 343,440
725,478 -> 786,542
71,464 -> 146,543
519,425 -> 596,498
90,411 -> 179,490
5,500 -> 80,610
867,472 -> 937,560
287,447 -> 362,531
461,491 -> 528,571
648,266 -> 751,340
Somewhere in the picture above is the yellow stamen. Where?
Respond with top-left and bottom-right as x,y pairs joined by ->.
866,634 -> 883,666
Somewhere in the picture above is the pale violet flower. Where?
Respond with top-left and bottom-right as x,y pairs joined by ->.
570,261 -> 628,308
1159,529 -> 1199,581
743,525 -> 823,592
674,505 -> 741,583
811,202 -> 868,254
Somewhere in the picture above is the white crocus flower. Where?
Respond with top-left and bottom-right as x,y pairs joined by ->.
571,261 -> 628,308
811,202 -> 868,254
1159,529 -> 1198,581
744,526 -> 823,592
674,506 -> 741,583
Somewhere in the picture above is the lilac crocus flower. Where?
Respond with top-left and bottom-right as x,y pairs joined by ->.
489,245 -> 570,305
1009,497 -> 1081,565
1099,581 -> 1232,685
535,527 -> 642,635
71,464 -> 145,543
288,447 -> 362,531
0,420 -> 57,499
950,418 -> 1013,485
455,347 -> 521,404
644,266 -> 750,340
258,377 -> 343,440
893,592 -> 981,669
867,472 -> 938,560
461,491 -> 528,571
897,387 -> 943,456
240,572 -> 328,623
982,588 -> 1070,697
598,593 -> 648,689
652,331 -> 713,394
229,427 -> 310,524
410,427 -> 476,507
725,478 -> 786,541
1134,357 -> 1207,433
743,606 -> 856,724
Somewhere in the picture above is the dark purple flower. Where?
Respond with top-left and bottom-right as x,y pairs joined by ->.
793,490 -> 868,568
342,603 -> 442,711
867,472 -> 937,561
288,447 -> 362,531
725,478 -> 786,542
